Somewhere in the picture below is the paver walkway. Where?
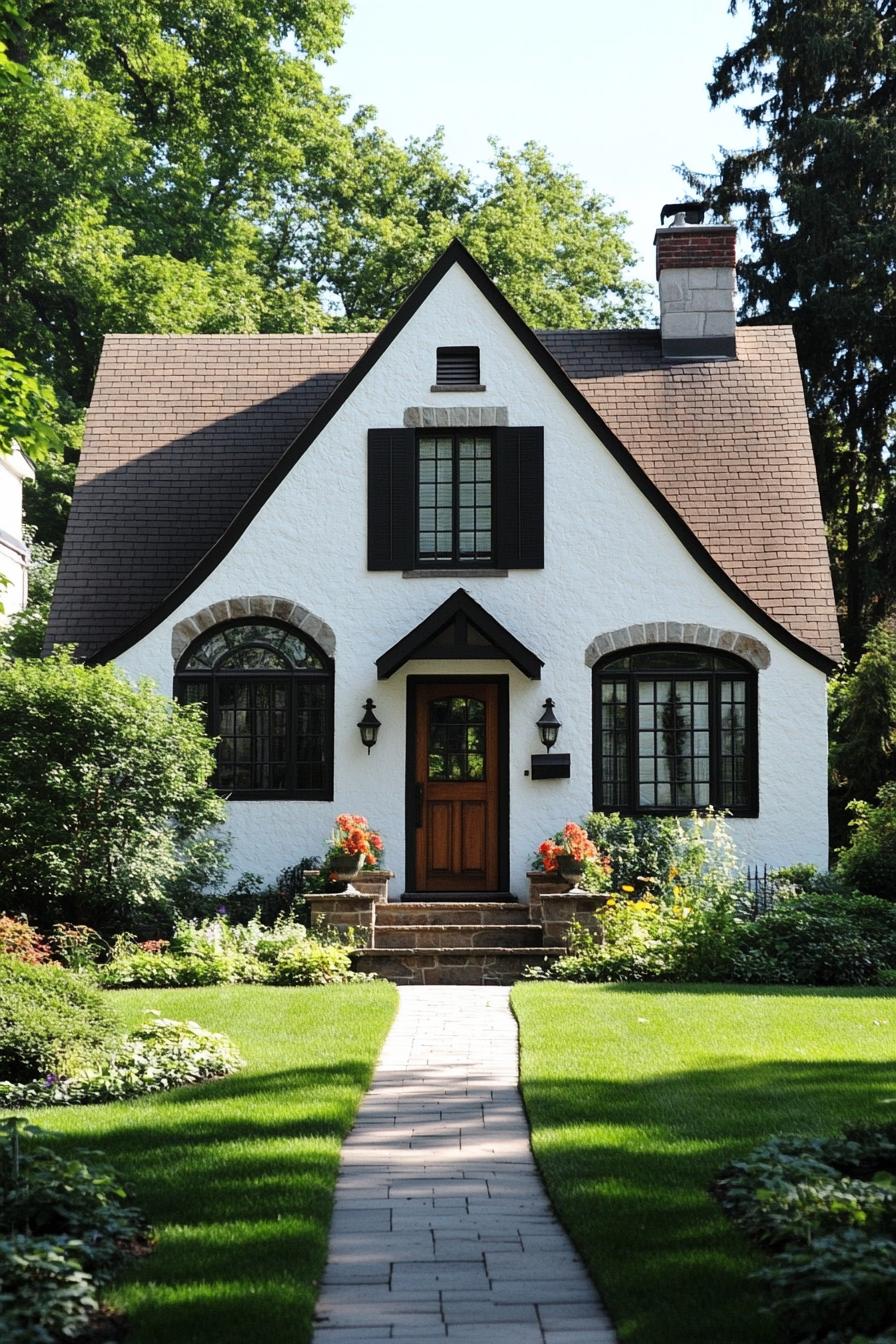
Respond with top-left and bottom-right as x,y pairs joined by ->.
313,985 -> 616,1343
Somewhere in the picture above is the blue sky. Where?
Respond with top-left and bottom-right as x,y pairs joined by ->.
329,0 -> 756,292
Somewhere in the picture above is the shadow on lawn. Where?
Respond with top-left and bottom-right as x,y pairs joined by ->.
520,1055 -> 896,1344
42,1058 -> 378,1344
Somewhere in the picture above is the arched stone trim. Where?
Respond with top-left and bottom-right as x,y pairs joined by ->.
171,596 -> 336,665
584,622 -> 770,670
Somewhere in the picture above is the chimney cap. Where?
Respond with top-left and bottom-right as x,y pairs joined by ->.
660,201 -> 709,226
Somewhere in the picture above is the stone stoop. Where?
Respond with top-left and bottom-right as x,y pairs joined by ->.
350,898 -> 559,985
351,946 -> 560,986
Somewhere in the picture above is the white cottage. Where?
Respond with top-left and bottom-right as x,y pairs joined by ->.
47,224 -> 840,906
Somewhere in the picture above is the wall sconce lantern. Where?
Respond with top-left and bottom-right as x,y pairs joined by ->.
531,697 -> 570,780
357,698 -> 381,754
536,698 -> 562,752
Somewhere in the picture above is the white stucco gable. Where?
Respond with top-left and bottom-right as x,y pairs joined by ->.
114,257 -> 830,888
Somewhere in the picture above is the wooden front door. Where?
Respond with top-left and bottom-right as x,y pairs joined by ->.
412,680 -> 501,892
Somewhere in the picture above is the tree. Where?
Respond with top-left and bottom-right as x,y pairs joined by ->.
829,623 -> 896,845
0,2 -> 648,552
0,651 -> 225,931
684,0 -> 896,658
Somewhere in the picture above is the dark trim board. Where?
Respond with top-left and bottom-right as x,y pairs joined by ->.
87,239 -> 837,674
404,674 -> 510,896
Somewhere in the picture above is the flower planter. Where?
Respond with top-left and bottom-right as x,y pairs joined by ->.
557,856 -> 586,885
328,853 -> 365,882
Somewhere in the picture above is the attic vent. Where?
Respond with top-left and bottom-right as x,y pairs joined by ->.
436,346 -> 481,387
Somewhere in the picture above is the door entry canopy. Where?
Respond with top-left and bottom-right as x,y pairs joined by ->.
376,589 -> 543,680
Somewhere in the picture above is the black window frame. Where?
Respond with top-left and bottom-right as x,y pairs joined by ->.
415,428 -> 497,568
592,644 -> 758,817
174,616 -> 334,801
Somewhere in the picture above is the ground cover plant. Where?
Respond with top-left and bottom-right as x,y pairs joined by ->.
0,954 -> 243,1108
0,1117 -> 148,1343
717,1123 -> 896,1342
2,983 -> 397,1344
97,914 -> 362,988
512,982 -> 896,1344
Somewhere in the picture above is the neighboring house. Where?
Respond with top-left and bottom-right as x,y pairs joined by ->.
0,443 -> 35,620
47,222 -> 840,895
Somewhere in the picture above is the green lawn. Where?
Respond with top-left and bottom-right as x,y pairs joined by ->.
512,982 -> 896,1344
9,983 -> 397,1344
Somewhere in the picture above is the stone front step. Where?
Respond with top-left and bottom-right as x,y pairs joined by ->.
400,890 -> 516,903
374,922 -> 542,950
352,947 -> 560,986
376,901 -> 531,927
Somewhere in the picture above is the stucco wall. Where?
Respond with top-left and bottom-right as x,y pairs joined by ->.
114,262 -> 830,892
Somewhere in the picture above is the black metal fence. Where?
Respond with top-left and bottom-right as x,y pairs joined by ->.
741,864 -> 780,920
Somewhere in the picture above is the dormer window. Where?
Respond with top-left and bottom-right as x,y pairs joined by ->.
434,346 -> 482,390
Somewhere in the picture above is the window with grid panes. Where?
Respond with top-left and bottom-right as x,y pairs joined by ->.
174,619 -> 333,800
592,647 -> 757,815
416,431 -> 494,564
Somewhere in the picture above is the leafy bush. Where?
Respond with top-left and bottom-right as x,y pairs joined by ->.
0,650 -> 225,933
0,1011 -> 244,1108
0,1234 -> 99,1344
97,914 -> 359,989
0,915 -> 52,964
0,1119 -> 144,1278
837,783 -> 896,900
0,954 -> 117,1084
718,1123 -> 896,1343
582,811 -> 712,893
268,939 -> 354,985
731,889 -> 896,986
0,1119 -> 147,1343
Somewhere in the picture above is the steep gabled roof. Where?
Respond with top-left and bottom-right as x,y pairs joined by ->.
47,241 -> 840,669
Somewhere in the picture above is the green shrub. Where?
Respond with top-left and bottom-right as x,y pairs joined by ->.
97,914 -> 348,988
731,889 -> 896,986
582,811 -> 712,892
0,1234 -> 99,1344
0,1119 -> 144,1278
837,783 -> 896,900
0,954 -> 117,1084
0,1120 -> 147,1343
0,1011 -> 244,1108
718,1123 -> 896,1342
758,1231 -> 896,1341
0,650 -> 225,933
268,939 -> 355,986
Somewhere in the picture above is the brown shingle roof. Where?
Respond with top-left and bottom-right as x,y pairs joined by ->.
47,325 -> 840,665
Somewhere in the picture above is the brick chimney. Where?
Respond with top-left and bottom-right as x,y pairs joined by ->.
654,207 -> 737,360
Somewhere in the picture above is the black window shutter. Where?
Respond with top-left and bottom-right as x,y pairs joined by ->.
367,428 -> 416,570
493,426 -> 544,569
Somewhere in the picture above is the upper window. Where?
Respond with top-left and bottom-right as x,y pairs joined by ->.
417,432 -> 494,565
593,646 -> 757,816
174,619 -> 333,800
436,346 -> 480,386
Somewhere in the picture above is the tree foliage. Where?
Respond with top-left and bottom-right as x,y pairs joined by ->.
684,0 -> 896,657
829,624 -> 896,845
0,0 -> 647,552
0,651 -> 225,931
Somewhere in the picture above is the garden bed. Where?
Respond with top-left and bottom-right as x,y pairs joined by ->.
512,982 -> 896,1344
3,983 -> 397,1344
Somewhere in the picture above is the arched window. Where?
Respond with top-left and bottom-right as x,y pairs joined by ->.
174,619 -> 333,799
592,646 -> 757,816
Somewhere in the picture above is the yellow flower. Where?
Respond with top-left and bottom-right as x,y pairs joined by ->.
621,883 -> 635,893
